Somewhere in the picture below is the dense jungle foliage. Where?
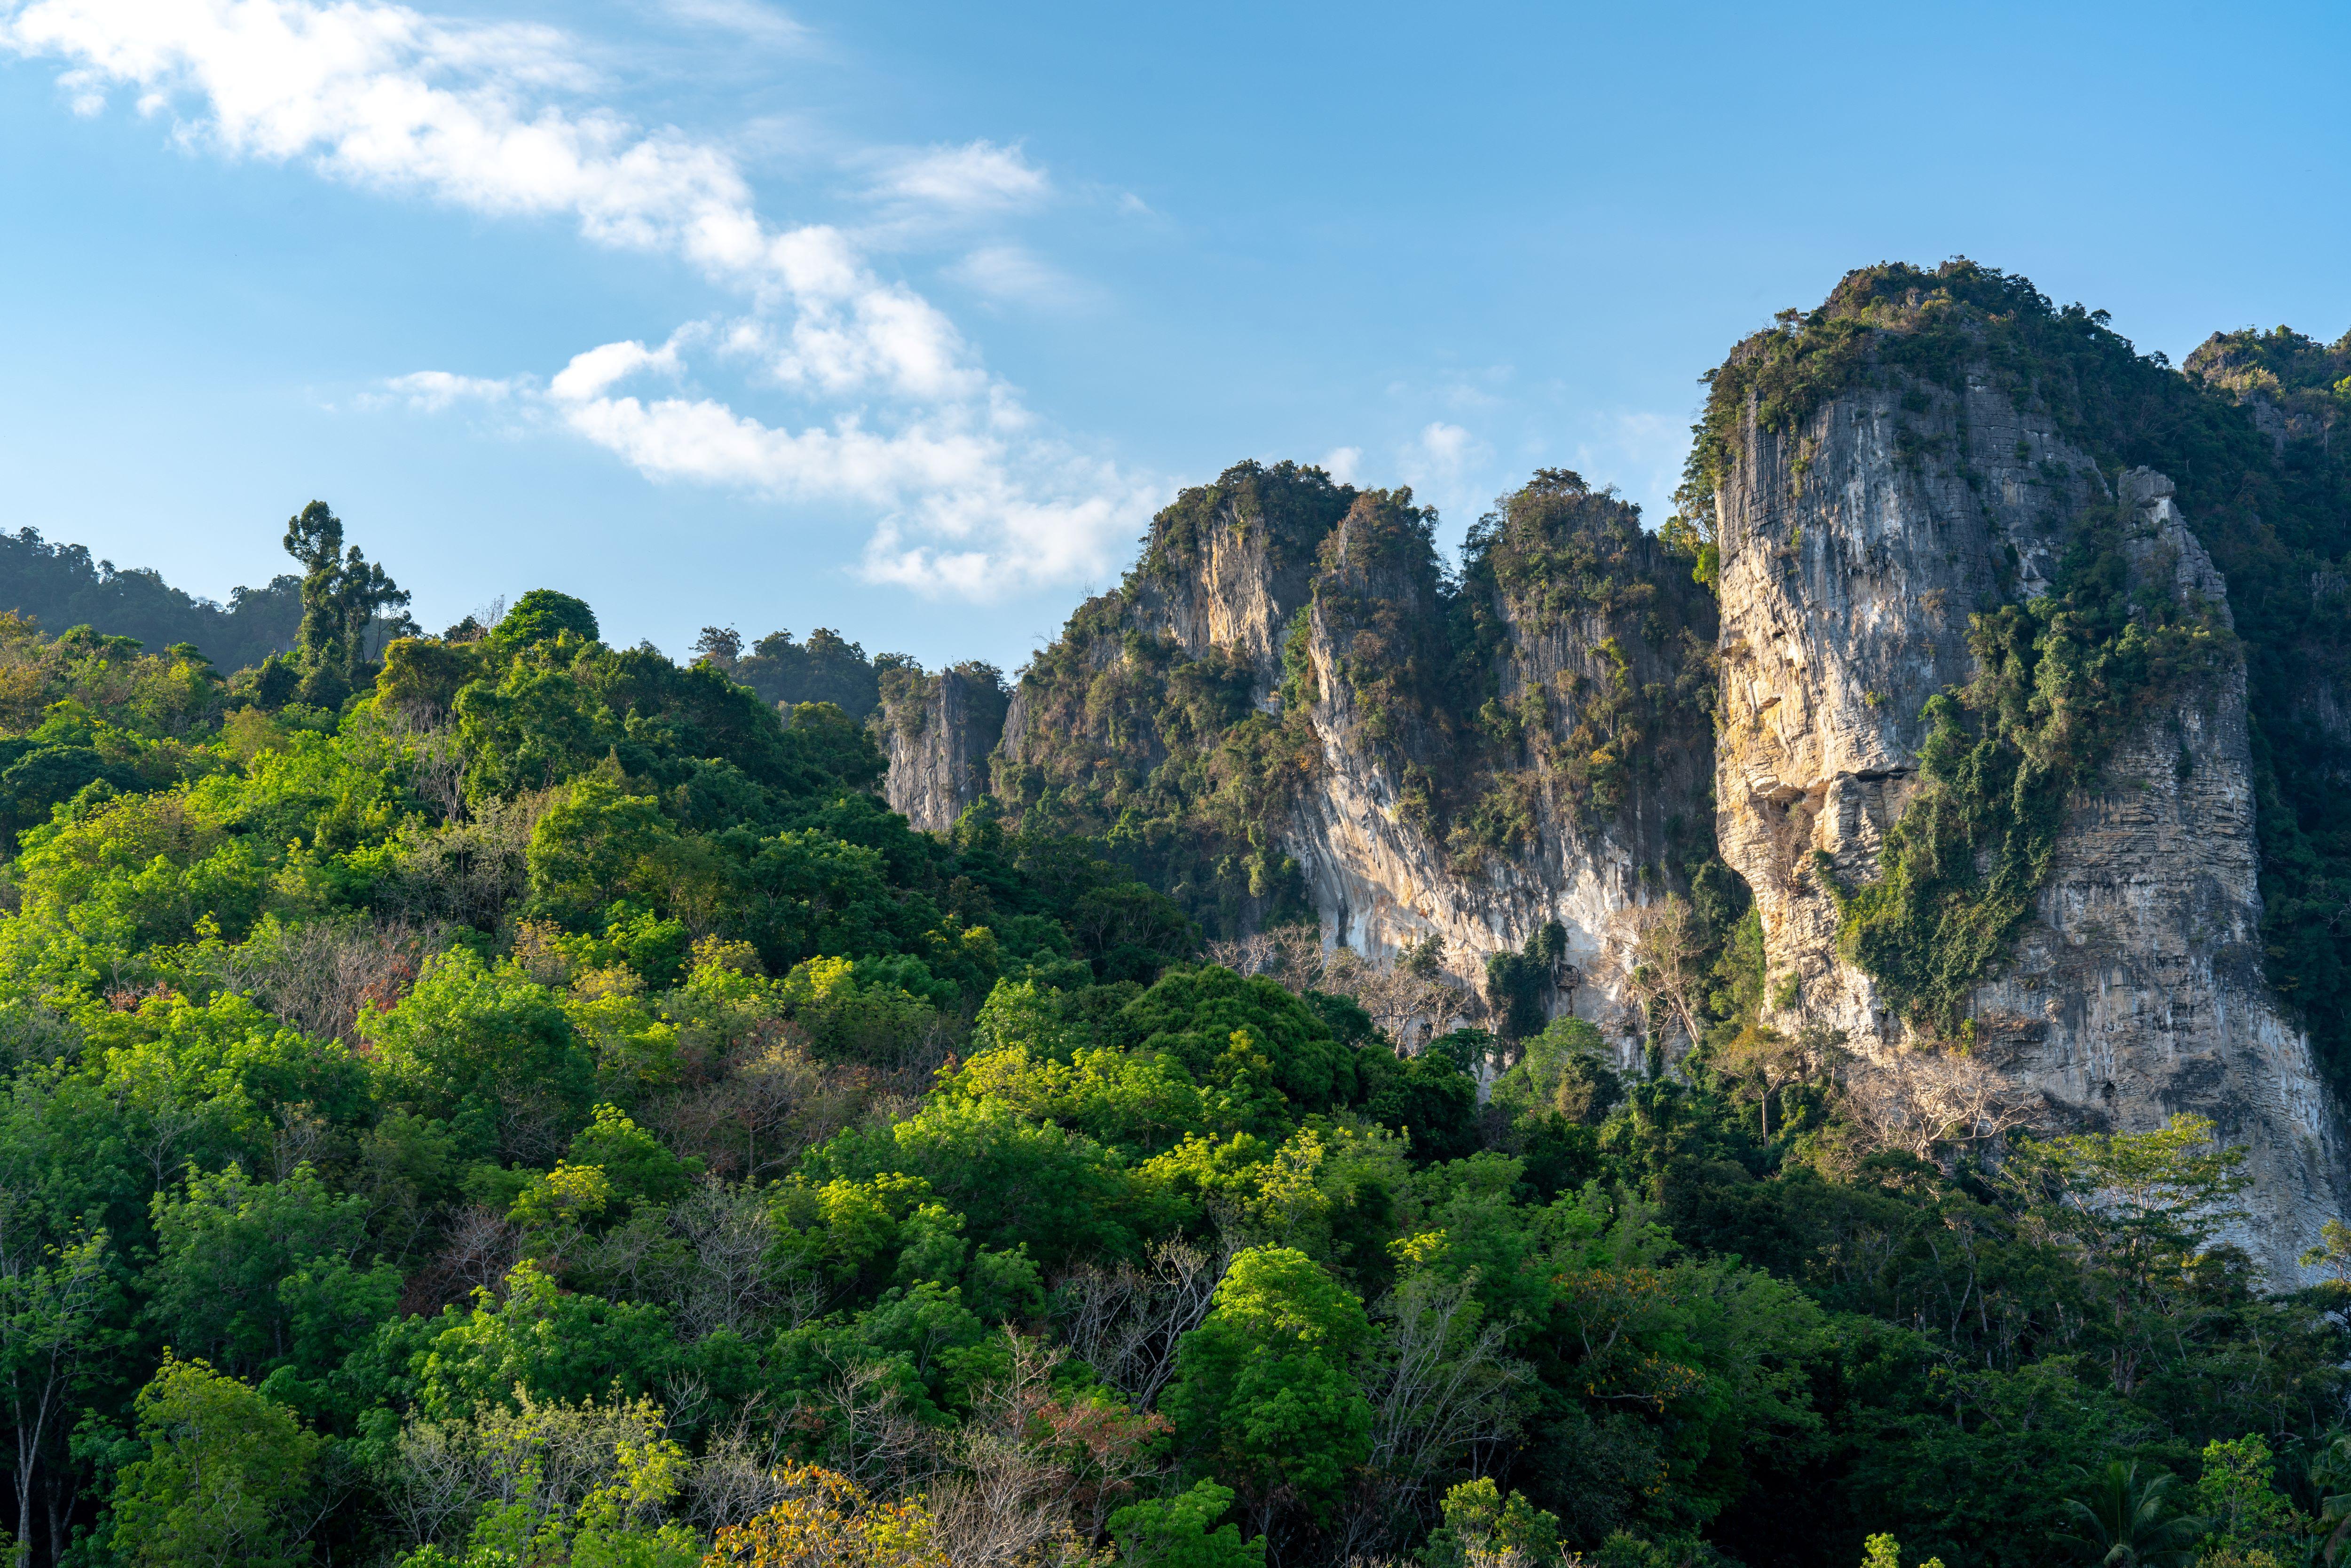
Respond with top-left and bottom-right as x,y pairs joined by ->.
3,499 -> 2349,1568
1677,261 -> 2351,1070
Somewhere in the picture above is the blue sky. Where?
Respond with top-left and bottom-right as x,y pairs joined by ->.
1,0 -> 2345,671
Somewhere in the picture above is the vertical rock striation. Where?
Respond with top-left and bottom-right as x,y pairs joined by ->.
1712,358 -> 2345,1274
876,663 -> 1010,834
993,465 -> 1714,1047
1289,480 -> 1714,1040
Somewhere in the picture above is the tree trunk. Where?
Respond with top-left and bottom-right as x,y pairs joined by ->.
13,1455 -> 32,1568
45,1467 -> 68,1568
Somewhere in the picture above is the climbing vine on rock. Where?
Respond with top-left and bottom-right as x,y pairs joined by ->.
1821,504 -> 2235,1029
1687,259 -> 2351,1083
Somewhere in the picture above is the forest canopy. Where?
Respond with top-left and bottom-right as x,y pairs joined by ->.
1,441 -> 2347,1568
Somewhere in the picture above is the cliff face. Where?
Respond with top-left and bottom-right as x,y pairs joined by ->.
1289,482 -> 1713,1038
876,663 -> 1010,834
1712,365 -> 2344,1273
992,466 -> 1713,1046
986,463 -> 1358,938
1125,497 -> 1324,694
957,267 -> 2351,1274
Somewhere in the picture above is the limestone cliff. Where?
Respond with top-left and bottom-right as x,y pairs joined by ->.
991,462 -> 1714,1047
876,662 -> 1010,834
1287,478 -> 1714,1039
1710,337 -> 2345,1274
939,264 -> 2351,1271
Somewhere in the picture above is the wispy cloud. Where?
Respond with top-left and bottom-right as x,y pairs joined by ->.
1407,420 -> 1484,478
1393,420 -> 1495,532
0,0 -> 1144,598
1572,410 -> 1690,523
873,139 -> 1049,214
946,244 -> 1097,311
373,369 -> 526,412
656,0 -> 806,47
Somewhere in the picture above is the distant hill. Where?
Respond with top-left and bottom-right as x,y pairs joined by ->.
0,527 -> 302,670
692,624 -> 909,720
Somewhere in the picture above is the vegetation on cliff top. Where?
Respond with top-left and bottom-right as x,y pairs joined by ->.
1685,260 -> 2351,1070
872,659 -> 1011,749
993,462 -> 1720,940
986,461 -> 1352,937
688,625 -> 906,720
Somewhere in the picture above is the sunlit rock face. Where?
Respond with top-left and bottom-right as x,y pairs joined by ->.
1711,364 -> 2345,1277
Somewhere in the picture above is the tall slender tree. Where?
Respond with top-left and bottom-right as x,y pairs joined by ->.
281,501 -> 411,687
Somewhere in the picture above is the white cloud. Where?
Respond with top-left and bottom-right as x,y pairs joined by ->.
1423,366 -> 1512,413
535,358 -> 1158,597
557,394 -> 984,501
1571,410 -> 1689,524
375,369 -> 525,411
548,338 -> 682,402
875,139 -> 1048,214
1410,421 -> 1482,476
1395,421 -> 1495,531
3,0 -> 1139,597
1320,446 -> 1363,486
947,244 -> 1093,310
657,0 -> 806,47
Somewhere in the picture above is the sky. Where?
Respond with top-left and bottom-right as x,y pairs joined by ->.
0,0 -> 2345,672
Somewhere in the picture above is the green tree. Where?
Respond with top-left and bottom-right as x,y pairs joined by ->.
525,777 -> 679,926
1859,1535 -> 1945,1568
1422,1478 -> 1562,1568
1363,1046 -> 1478,1164
282,500 -> 410,696
389,1391 -> 698,1568
2059,1460 -> 2208,1568
1111,1480 -> 1267,1568
1484,923 -> 1566,1043
1163,1246 -> 1373,1534
496,590 -> 600,649
147,1163 -> 398,1398
810,1097 -> 1144,1270
2191,1434 -> 2303,1561
2015,1114 -> 2255,1397
110,1355 -> 324,1568
564,1103 -> 698,1210
2310,1433 -> 2351,1566
394,1263 -> 674,1417
0,1213 -> 113,1568
2299,1217 -> 2351,1297
1112,967 -> 1357,1119
363,949 -> 596,1161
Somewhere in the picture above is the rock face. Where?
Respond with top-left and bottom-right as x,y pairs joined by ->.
1712,369 -> 2346,1275
956,293 -> 2351,1272
992,470 -> 1713,1048
1126,494 -> 1324,695
1288,487 -> 1712,1041
876,664 -> 1010,834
